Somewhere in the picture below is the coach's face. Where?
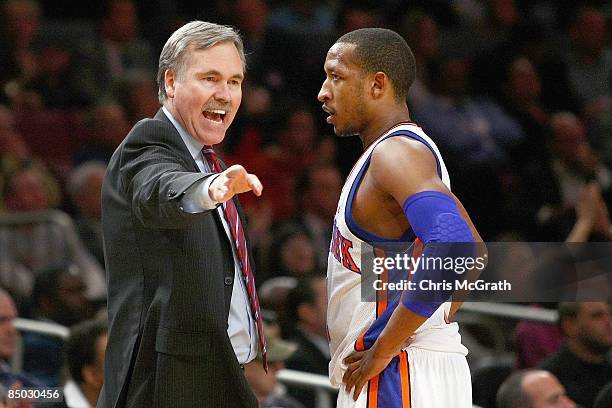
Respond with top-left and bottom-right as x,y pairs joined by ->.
318,42 -> 368,137
165,41 -> 243,145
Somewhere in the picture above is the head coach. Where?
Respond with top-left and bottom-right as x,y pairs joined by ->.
98,21 -> 266,408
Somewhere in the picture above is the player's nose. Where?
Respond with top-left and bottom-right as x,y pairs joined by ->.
318,81 -> 330,102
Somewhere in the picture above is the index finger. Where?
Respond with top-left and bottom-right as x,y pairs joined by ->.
246,174 -> 263,196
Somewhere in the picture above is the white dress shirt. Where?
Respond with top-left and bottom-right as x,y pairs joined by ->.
162,107 -> 257,364
64,380 -> 92,408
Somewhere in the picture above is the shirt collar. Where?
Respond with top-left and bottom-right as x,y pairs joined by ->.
161,106 -> 204,161
64,380 -> 93,408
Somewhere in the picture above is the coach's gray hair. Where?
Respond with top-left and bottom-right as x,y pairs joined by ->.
156,21 -> 245,103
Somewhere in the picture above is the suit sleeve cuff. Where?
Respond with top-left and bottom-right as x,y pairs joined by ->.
180,175 -> 221,212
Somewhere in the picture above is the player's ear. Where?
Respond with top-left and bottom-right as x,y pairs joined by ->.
371,72 -> 386,99
165,69 -> 176,99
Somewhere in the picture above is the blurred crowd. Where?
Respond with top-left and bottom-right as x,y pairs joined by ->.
0,0 -> 610,407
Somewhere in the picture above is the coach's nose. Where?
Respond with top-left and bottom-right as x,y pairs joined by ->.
214,82 -> 232,103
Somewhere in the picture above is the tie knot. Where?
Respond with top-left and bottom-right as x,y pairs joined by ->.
202,145 -> 215,157
202,145 -> 221,173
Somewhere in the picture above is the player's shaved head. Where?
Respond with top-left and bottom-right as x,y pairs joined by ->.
335,28 -> 415,102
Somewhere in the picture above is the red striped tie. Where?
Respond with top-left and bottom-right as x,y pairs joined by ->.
202,146 -> 268,371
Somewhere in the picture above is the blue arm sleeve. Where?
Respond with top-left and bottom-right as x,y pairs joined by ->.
401,191 -> 475,317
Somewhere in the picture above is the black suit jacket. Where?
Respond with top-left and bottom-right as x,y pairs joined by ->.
98,109 -> 257,408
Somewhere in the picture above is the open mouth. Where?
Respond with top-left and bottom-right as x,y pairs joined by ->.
202,109 -> 226,123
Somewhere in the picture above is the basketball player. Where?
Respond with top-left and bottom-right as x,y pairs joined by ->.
319,28 -> 485,407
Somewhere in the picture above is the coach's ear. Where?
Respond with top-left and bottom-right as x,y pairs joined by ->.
165,69 -> 176,99
371,72 -> 387,100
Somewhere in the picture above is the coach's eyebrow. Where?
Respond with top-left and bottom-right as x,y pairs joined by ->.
197,69 -> 244,80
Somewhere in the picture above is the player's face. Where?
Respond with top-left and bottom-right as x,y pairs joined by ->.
318,42 -> 368,137
165,42 -> 243,145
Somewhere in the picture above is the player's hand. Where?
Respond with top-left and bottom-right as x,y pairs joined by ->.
342,347 -> 394,401
208,164 -> 263,203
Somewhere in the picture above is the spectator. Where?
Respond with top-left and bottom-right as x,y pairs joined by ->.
500,56 -> 551,168
549,113 -> 612,208
245,102 -> 318,219
259,276 -> 297,337
244,322 -> 304,408
594,381 -> 612,408
513,188 -> 611,369
439,0 -> 519,59
0,105 -> 30,166
112,76 -> 159,124
0,161 -> 61,298
2,160 -> 60,213
294,165 -> 342,269
22,264 -> 91,386
25,40 -> 90,109
412,56 -> 524,237
513,307 -> 563,369
540,302 -> 612,407
564,6 -> 611,116
336,2 -> 384,36
67,162 -> 107,265
565,182 -> 612,243
285,276 -> 331,408
413,56 -> 524,169
74,0 -> 155,102
61,319 -> 107,408
0,0 -> 42,95
398,10 -> 440,107
73,101 -> 130,165
496,369 -> 576,408
0,288 -> 42,390
229,0 -> 270,84
267,224 -> 317,282
521,112 -> 612,240
31,264 -> 90,327
0,161 -> 106,301
259,1 -> 335,100
497,55 -> 554,232
268,0 -> 335,36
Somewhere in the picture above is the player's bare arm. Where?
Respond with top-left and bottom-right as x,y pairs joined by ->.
343,137 -> 484,400
361,137 -> 485,318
